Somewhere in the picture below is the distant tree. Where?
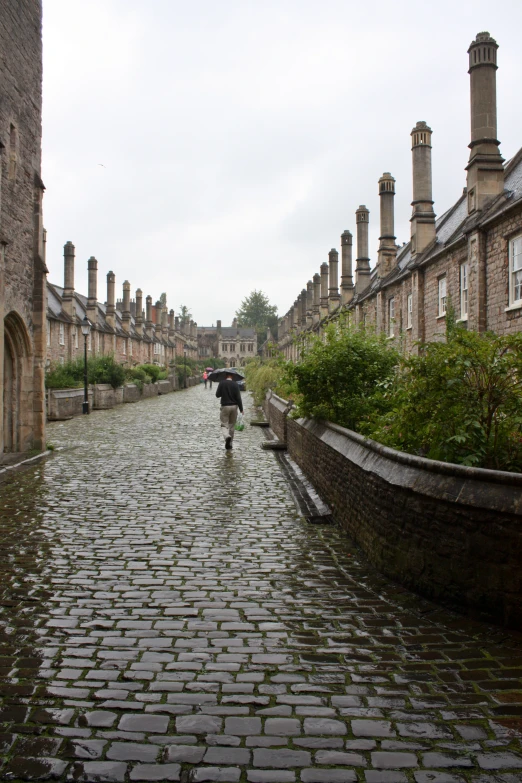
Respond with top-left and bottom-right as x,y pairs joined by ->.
179,304 -> 192,321
235,290 -> 278,345
160,292 -> 167,307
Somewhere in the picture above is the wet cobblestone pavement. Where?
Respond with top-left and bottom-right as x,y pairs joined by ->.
1,385 -> 522,783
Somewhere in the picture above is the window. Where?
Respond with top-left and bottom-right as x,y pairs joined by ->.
509,236 -> 522,306
72,326 -> 78,349
240,343 -> 245,352
96,330 -> 100,354
59,322 -> 65,345
407,293 -> 413,329
87,333 -> 92,352
388,297 -> 395,337
438,277 -> 447,316
248,344 -> 253,352
154,342 -> 159,355
46,319 -> 51,347
129,339 -> 132,356
460,263 -> 469,318
222,343 -> 228,353
122,338 -> 126,355
230,343 -> 235,353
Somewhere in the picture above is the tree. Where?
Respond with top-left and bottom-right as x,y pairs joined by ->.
179,304 -> 192,321
160,293 -> 167,307
235,290 -> 278,345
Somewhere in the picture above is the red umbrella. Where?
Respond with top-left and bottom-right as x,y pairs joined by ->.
205,367 -> 214,372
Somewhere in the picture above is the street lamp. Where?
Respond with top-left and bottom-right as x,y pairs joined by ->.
81,316 -> 91,414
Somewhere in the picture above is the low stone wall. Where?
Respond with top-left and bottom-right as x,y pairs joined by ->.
262,392 -> 291,442
47,388 -> 93,421
93,384 -> 124,410
264,394 -> 522,629
123,384 -> 140,403
141,383 -> 159,399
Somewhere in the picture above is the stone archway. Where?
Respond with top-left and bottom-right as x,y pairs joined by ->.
3,312 -> 33,453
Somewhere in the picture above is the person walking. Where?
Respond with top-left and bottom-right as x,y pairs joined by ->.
203,371 -> 208,389
215,373 -> 243,450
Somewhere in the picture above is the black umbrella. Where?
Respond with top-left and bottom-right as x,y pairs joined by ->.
208,369 -> 244,383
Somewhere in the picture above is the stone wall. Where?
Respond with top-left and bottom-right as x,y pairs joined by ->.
265,394 -> 522,630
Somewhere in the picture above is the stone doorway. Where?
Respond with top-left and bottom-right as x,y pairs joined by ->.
3,312 -> 32,453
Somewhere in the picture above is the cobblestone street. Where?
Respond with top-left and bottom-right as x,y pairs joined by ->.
0,385 -> 522,783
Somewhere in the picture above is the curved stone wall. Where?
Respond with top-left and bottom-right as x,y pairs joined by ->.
264,394 -> 522,630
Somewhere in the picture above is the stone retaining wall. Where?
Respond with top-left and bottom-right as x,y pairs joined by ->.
47,374 -> 195,421
264,394 -> 522,630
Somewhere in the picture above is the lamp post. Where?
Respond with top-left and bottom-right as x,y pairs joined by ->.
81,316 -> 91,414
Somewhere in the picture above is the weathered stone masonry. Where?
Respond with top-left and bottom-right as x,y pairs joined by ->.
0,0 -> 46,454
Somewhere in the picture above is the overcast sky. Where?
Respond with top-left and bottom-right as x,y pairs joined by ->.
42,0 -> 522,326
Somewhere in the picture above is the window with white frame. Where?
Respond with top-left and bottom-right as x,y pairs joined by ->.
129,339 -> 132,356
154,342 -> 159,355
72,326 -> 78,349
96,330 -> 100,354
460,263 -> 469,319
59,322 -> 65,345
388,297 -> 395,337
509,236 -> 522,306
122,338 -> 126,355
87,333 -> 92,351
438,276 -> 447,316
46,319 -> 51,347
407,293 -> 413,329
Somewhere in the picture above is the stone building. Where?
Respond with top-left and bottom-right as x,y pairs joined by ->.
46,245 -> 197,368
197,319 -> 257,367
0,0 -> 46,455
278,32 -> 522,360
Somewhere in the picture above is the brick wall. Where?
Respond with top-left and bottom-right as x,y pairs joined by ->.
265,396 -> 522,630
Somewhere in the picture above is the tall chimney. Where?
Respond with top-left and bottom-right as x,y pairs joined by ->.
306,280 -> 313,328
410,122 -> 436,255
466,32 -> 504,212
175,315 -> 180,332
122,281 -> 131,333
328,249 -> 340,312
313,272 -> 321,324
355,206 -> 371,295
377,173 -> 397,278
145,295 -> 154,338
62,241 -> 75,318
340,230 -> 354,305
135,289 -> 143,335
106,271 -> 116,328
169,309 -> 175,336
320,263 -> 329,319
87,256 -> 98,324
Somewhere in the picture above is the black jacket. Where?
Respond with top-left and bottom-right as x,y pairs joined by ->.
216,379 -> 243,413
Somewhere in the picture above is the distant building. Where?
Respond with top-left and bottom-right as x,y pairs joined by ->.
197,319 -> 257,367
46,245 -> 197,368
1,0 -> 46,454
278,32 -> 522,361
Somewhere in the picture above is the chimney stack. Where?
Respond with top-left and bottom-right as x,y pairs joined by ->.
377,173 -> 397,277
122,281 -> 131,333
169,309 -> 175,336
355,206 -> 371,295
328,249 -> 341,312
306,280 -> 313,328
63,241 -> 75,318
145,295 -> 153,338
340,230 -> 354,305
410,122 -> 436,255
313,272 -> 321,324
466,32 -> 504,212
135,289 -> 143,335
320,263 -> 329,319
106,271 -> 116,328
87,256 -> 98,324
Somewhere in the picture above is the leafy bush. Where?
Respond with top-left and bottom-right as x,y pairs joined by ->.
244,357 -> 292,406
46,355 -> 125,390
125,366 -> 153,391
367,327 -> 522,472
287,321 -> 399,431
139,363 -> 163,383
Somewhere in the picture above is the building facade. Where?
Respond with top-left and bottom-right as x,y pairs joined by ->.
0,0 -> 46,454
197,319 -> 257,367
46,245 -> 198,368
278,32 -> 522,361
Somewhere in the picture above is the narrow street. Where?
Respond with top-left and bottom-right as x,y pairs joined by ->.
0,384 -> 521,782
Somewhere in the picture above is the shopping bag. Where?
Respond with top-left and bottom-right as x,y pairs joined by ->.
235,412 -> 245,432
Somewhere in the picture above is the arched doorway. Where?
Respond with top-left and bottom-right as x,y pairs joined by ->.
3,312 -> 32,453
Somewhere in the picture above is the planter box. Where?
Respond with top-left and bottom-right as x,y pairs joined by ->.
92,384 -> 123,409
123,383 -> 140,403
157,380 -> 172,395
141,383 -> 159,399
47,387 -> 93,420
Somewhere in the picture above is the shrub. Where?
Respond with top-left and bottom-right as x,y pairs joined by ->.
140,363 -> 163,383
245,357 -> 291,406
87,355 -> 126,389
287,320 -> 399,431
45,355 -> 127,390
45,360 -> 83,389
367,326 -> 522,472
